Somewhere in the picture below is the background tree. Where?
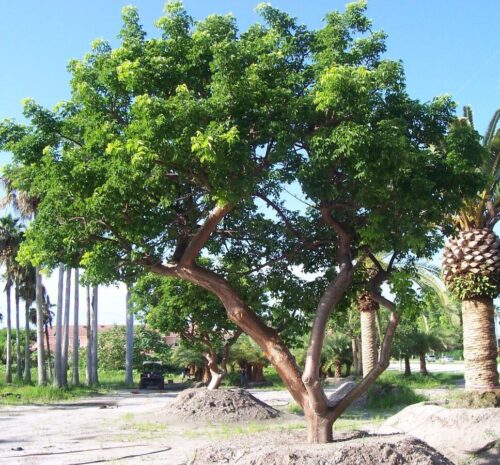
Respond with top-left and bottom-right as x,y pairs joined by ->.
0,2 -> 484,443
125,285 -> 134,386
18,263 -> 36,382
231,334 -> 269,383
133,273 -> 244,389
442,107 -> 500,390
0,215 -> 22,383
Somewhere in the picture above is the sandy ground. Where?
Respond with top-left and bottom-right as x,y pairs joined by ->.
0,389 -> 306,465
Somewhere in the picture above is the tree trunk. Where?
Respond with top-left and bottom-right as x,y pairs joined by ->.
253,363 -> 264,382
72,269 -> 80,386
462,298 -> 499,390
419,353 -> 428,375
91,286 -> 99,384
44,324 -> 53,380
24,299 -> 31,383
360,308 -> 378,377
352,337 -> 362,376
15,280 -> 22,381
86,284 -> 92,385
201,365 -> 210,383
54,265 -> 64,387
334,360 -> 342,378
305,409 -> 334,443
125,286 -> 134,386
62,267 -> 71,386
35,268 -> 46,385
404,355 -> 411,376
5,281 -> 12,384
345,362 -> 351,377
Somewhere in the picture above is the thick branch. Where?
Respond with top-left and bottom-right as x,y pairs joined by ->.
302,256 -> 354,415
180,203 -> 232,265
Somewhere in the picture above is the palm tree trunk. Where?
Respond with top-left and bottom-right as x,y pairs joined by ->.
91,286 -> 98,385
35,267 -> 46,385
15,279 -> 22,381
360,309 -> 378,377
86,284 -> 92,385
462,298 -> 499,390
24,299 -> 31,383
419,353 -> 428,375
62,267 -> 71,386
72,269 -> 80,386
54,265 -> 64,387
352,337 -> 362,376
5,281 -> 12,383
125,286 -> 134,386
44,323 -> 53,380
404,355 -> 411,376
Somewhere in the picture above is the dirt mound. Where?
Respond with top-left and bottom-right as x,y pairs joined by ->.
165,388 -> 278,422
189,430 -> 453,465
379,403 -> 500,465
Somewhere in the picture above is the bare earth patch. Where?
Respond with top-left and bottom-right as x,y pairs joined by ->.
165,388 -> 279,422
189,430 -> 453,465
378,403 -> 500,465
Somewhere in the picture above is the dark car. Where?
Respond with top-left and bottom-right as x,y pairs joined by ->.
139,361 -> 165,390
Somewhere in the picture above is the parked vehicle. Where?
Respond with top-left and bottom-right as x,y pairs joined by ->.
440,355 -> 454,362
425,354 -> 436,362
139,361 -> 165,389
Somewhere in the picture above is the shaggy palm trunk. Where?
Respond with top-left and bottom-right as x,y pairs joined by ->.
404,355 -> 411,376
334,360 -> 342,378
5,281 -> 12,383
85,285 -> 92,385
462,298 -> 499,390
72,269 -> 80,386
125,287 -> 134,386
62,268 -> 71,386
53,265 -> 64,387
360,309 -> 378,377
419,353 -> 428,375
15,281 -> 22,381
35,268 -> 46,385
91,286 -> 98,384
24,300 -> 31,383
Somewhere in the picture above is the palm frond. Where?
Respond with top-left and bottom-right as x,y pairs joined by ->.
463,105 -> 474,127
484,109 -> 500,148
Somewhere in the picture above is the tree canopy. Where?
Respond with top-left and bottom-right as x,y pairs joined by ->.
0,1 -> 485,442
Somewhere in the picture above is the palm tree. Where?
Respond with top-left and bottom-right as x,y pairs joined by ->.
0,215 -> 23,383
18,264 -> 36,383
0,177 -> 46,385
125,285 -> 134,386
442,108 -> 500,390
72,268 -> 80,386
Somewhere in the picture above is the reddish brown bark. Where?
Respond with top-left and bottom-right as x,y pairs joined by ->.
419,353 -> 428,375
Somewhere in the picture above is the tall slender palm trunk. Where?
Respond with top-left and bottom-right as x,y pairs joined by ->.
462,298 -> 499,390
35,267 -> 47,385
44,324 -> 53,380
91,286 -> 98,384
15,280 -> 22,381
5,281 -> 12,383
85,285 -> 92,385
24,299 -> 31,383
72,269 -> 80,386
62,267 -> 71,386
125,286 -> 134,386
53,265 -> 64,387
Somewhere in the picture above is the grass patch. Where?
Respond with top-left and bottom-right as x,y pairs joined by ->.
366,384 -> 426,413
0,367 -> 142,405
377,371 -> 463,389
183,421 -> 304,439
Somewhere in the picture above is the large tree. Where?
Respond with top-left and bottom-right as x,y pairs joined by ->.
442,107 -> 500,390
0,2 -> 483,442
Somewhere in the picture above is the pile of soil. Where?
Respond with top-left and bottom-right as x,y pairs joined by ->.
379,403 -> 500,464
165,388 -> 278,422
189,430 -> 453,465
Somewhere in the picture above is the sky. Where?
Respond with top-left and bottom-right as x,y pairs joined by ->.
0,0 -> 499,325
